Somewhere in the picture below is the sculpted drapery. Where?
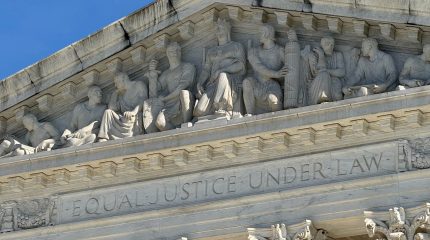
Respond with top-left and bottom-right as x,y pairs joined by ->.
343,38 -> 397,98
193,18 -> 246,119
98,72 -> 148,141
3,19 -> 429,158
143,42 -> 196,133
243,24 -> 286,115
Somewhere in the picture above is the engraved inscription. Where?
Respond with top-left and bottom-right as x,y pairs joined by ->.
57,141 -> 398,224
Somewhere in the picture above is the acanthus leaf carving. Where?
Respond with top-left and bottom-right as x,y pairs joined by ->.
248,220 -> 327,240
364,203 -> 430,240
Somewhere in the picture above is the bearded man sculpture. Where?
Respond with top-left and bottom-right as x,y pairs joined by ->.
343,38 -> 397,98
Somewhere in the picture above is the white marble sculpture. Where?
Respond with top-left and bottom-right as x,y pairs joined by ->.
243,24 -> 286,115
307,36 -> 345,104
343,38 -> 397,98
193,18 -> 246,119
143,42 -> 195,133
61,86 -> 106,147
398,44 -> 430,89
284,29 -> 303,108
0,114 -> 60,157
98,72 -> 148,141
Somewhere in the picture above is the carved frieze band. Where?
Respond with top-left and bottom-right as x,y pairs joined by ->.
2,4 -> 430,155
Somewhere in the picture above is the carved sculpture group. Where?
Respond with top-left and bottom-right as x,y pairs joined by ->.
2,18 -> 430,158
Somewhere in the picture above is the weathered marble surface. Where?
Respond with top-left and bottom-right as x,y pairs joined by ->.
61,86 -> 106,147
3,0 -> 430,240
143,42 -> 195,133
53,140 -> 401,224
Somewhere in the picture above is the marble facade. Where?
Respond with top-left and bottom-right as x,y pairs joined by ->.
3,0 -> 430,239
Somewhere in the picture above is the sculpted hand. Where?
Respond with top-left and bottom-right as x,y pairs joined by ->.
196,83 -> 204,98
372,84 -> 387,94
35,139 -> 55,152
72,130 -> 85,139
313,47 -> 324,57
408,79 -> 424,87
274,66 -> 289,78
342,86 -> 352,95
145,69 -> 161,80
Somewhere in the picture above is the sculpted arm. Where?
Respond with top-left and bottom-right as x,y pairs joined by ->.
70,105 -> 80,132
219,44 -> 246,74
328,52 -> 346,78
131,81 -> 148,115
399,58 -> 423,87
248,48 -> 280,79
347,59 -> 365,87
45,123 -> 60,140
383,55 -> 398,89
108,91 -> 119,111
197,52 -> 211,87
343,59 -> 365,94
163,64 -> 196,102
35,123 -> 60,152
399,59 -> 413,84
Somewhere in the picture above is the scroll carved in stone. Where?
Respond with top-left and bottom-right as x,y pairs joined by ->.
398,44 -> 430,89
364,203 -> 430,240
143,42 -> 195,133
193,18 -> 246,120
98,72 -> 148,141
0,197 -> 57,233
61,85 -> 106,147
0,113 -> 60,157
243,24 -> 285,116
343,38 -> 398,98
247,219 -> 327,240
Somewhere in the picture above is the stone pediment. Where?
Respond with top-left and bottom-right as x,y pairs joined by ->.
3,0 -> 430,239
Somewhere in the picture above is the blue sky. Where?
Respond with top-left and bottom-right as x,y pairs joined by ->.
0,0 -> 153,80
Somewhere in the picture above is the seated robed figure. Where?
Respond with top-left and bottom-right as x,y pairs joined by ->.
243,24 -> 287,115
193,18 -> 246,119
398,44 -> 430,89
0,113 -> 60,157
143,42 -> 196,133
343,38 -> 397,98
307,36 -> 345,105
61,85 -> 106,147
98,72 -> 148,141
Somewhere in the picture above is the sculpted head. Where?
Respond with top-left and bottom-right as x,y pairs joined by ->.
423,44 -> 430,62
216,18 -> 231,44
88,85 -> 102,104
166,42 -> 181,64
114,72 -> 130,92
321,37 -> 335,55
259,24 -> 275,43
361,38 -> 378,57
22,113 -> 39,131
